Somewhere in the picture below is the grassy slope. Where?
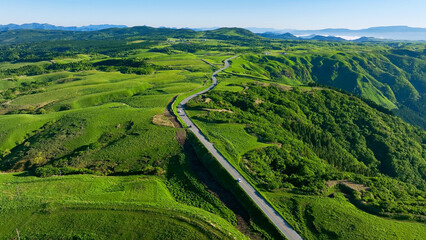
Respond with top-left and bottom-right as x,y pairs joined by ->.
0,49 -> 255,239
226,53 -> 400,109
0,113 -> 57,153
224,44 -> 426,129
190,120 -> 270,167
265,191 -> 426,240
0,173 -> 247,240
0,69 -> 206,171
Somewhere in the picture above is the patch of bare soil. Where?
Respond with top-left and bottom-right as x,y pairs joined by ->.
326,180 -> 369,192
276,84 -> 293,91
254,82 -> 270,87
163,96 -> 186,146
254,98 -> 264,105
202,108 -> 233,113
152,114 -> 174,128
254,81 -> 293,91
2,100 -> 12,105
175,129 -> 187,146
302,87 -> 324,94
266,142 -> 282,148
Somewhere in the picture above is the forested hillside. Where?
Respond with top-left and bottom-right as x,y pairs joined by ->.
187,82 -> 426,238
189,84 -> 426,189
224,44 -> 426,129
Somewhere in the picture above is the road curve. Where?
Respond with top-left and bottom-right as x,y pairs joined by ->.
177,57 -> 303,240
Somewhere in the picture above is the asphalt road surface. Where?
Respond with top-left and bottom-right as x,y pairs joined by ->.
177,56 -> 303,240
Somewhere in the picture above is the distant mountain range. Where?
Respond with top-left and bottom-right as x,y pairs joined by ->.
1,24 -> 425,41
0,23 -> 127,32
257,32 -> 391,42
250,26 -> 426,41
0,26 -> 262,45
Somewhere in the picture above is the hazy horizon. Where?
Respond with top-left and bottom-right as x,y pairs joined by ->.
1,0 -> 425,30
2,23 -> 426,32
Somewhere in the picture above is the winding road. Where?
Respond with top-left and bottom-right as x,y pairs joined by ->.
177,57 -> 303,240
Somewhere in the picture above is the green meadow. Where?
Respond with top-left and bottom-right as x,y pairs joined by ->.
0,173 -> 247,240
0,41 -> 253,239
0,67 -> 212,172
265,191 -> 426,240
189,120 -> 270,166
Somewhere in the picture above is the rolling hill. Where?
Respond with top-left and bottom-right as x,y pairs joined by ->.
0,26 -> 425,240
0,26 -> 263,45
224,46 -> 426,129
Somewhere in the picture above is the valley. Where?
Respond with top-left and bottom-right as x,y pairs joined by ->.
0,26 -> 425,240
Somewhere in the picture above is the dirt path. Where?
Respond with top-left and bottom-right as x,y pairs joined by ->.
164,96 -> 186,145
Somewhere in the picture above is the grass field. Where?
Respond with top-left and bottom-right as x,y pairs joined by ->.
53,54 -> 92,64
0,61 -> 49,71
189,120 -> 270,166
264,191 -> 426,240
0,103 -> 181,172
0,113 -> 56,153
0,67 -> 210,172
0,49 -> 255,239
0,173 -> 247,240
213,75 -> 253,92
226,56 -> 271,80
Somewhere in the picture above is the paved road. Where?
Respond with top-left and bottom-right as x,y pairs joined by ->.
177,57 -> 303,240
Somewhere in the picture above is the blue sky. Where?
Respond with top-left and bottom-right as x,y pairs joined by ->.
1,0 -> 425,29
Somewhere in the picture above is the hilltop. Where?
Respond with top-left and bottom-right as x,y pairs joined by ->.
0,26 -> 263,45
0,26 -> 198,44
202,27 -> 261,40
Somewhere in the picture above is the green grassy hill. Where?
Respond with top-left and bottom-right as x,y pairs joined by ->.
0,42 -> 258,239
0,173 -> 246,240
203,28 -> 262,41
0,69 -> 203,172
0,26 -> 198,44
0,26 -> 263,45
265,191 -> 426,240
